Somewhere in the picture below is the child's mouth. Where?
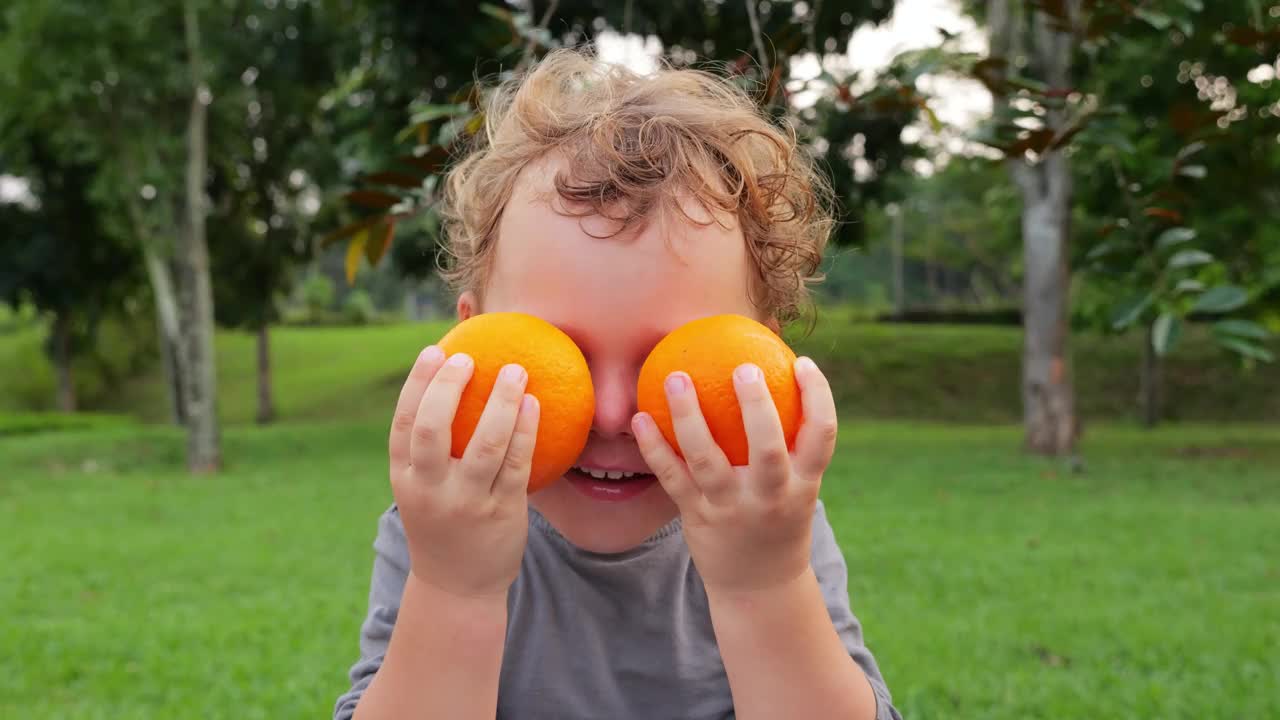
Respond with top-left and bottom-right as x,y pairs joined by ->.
566,465 -> 659,502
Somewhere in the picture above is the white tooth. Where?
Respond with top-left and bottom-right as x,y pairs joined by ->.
589,468 -> 608,479
605,471 -> 623,480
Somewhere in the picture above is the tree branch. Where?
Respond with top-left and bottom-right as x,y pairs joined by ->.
986,0 -> 1013,72
745,0 -> 769,79
806,0 -> 823,55
521,0 -> 559,69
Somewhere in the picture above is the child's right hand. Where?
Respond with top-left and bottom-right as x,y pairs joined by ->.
387,345 -> 540,601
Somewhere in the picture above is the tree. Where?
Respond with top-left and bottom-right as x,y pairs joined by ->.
0,134 -> 140,411
934,0 -> 1279,445
980,0 -> 1081,456
1071,1 -> 1280,425
0,0 -> 222,471
176,0 -> 221,471
206,0 -> 346,424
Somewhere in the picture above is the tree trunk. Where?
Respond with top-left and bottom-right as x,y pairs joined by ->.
891,207 -> 905,314
52,309 -> 76,413
990,0 -> 1080,456
1139,325 -> 1163,428
141,243 -> 188,426
256,323 -> 275,425
1016,158 -> 1076,455
178,0 -> 221,473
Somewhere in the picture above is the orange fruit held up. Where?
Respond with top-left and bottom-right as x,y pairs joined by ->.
436,312 -> 595,493
636,314 -> 801,467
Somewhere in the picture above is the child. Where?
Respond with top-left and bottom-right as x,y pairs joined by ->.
334,48 -> 899,720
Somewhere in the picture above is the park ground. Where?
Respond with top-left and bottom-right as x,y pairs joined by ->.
1,320 -> 1277,719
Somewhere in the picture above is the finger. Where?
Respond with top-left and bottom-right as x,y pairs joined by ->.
632,412 -> 700,508
460,364 -> 528,488
792,357 -> 838,480
664,372 -> 733,501
493,394 -> 540,499
389,346 -> 446,472
732,363 -> 790,493
409,352 -> 475,480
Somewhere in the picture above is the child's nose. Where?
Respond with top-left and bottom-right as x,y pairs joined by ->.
590,367 -> 637,438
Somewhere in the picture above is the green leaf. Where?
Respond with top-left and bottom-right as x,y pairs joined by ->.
1086,240 -> 1121,261
1156,227 -> 1196,250
478,3 -> 514,22
1214,319 -> 1271,341
1167,249 -> 1214,269
920,102 -> 943,133
1179,0 -> 1204,11
1217,337 -> 1275,363
1006,74 -> 1051,94
409,102 -> 471,126
1152,313 -> 1182,357
1133,8 -> 1173,30
1174,279 -> 1205,294
1192,285 -> 1249,314
1111,293 -> 1153,330
1175,141 -> 1207,162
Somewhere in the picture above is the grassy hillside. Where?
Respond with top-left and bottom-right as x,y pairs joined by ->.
122,320 -> 1280,426
792,320 -> 1280,424
4,318 -> 1277,426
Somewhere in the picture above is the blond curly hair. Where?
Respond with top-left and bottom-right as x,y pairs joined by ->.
439,47 -> 833,326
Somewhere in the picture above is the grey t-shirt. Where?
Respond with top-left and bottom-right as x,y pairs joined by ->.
334,500 -> 900,720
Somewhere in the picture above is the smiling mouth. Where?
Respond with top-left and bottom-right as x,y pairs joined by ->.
566,465 -> 659,501
569,465 -> 653,482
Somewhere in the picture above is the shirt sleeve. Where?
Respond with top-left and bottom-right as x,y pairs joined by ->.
333,505 -> 410,720
810,500 -> 902,720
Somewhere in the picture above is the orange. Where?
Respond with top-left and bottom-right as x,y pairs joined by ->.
637,314 -> 801,467
437,312 -> 594,493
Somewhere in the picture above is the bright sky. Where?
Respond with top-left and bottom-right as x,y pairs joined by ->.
843,0 -> 991,128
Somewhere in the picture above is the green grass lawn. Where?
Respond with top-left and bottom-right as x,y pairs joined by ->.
2,420 -> 1276,719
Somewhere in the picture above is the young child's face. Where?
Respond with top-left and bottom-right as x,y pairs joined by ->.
457,153 -> 766,553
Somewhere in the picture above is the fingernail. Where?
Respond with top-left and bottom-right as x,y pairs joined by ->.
796,356 -> 817,374
521,394 -> 538,414
447,353 -> 472,368
632,412 -> 655,435
665,373 -> 690,396
421,345 -> 444,363
734,363 -> 762,384
501,364 -> 527,384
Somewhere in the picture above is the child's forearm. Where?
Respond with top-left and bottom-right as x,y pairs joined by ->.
706,567 -> 879,720
353,574 -> 508,720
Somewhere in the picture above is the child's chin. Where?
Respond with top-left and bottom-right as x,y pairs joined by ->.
530,476 -> 679,553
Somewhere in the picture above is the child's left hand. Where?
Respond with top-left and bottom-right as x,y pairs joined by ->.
632,357 -> 838,594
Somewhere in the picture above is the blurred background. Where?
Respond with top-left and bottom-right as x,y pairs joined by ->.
1,1 -> 1276,718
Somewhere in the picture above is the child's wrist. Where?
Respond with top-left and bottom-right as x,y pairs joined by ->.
703,565 -> 819,613
406,570 -> 511,616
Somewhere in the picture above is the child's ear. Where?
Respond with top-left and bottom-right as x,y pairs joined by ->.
456,291 -> 478,321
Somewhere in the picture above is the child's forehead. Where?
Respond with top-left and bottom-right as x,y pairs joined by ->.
491,154 -> 749,291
